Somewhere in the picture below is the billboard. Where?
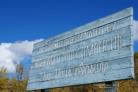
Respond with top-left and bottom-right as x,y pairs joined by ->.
27,7 -> 134,90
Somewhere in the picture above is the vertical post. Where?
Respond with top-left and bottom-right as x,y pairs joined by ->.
105,81 -> 117,92
44,89 -> 49,92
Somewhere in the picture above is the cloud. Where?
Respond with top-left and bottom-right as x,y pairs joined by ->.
134,20 -> 138,41
0,39 -> 43,73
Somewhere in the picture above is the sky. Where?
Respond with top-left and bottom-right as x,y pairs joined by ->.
0,0 -> 138,73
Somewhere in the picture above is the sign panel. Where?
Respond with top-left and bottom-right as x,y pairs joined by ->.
27,7 -> 134,90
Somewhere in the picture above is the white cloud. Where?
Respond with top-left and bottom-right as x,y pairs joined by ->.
0,39 -> 43,73
134,20 -> 138,41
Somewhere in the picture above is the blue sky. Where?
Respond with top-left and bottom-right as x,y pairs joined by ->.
0,0 -> 138,74
0,0 -> 138,42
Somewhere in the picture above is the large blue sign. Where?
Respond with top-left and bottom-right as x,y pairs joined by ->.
27,7 -> 134,90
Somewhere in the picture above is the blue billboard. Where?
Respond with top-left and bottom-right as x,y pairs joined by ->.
27,7 -> 134,90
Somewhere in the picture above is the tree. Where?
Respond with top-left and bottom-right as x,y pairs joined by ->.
0,67 -> 7,78
0,67 -> 8,92
0,65 -> 28,92
135,52 -> 138,59
16,63 -> 24,81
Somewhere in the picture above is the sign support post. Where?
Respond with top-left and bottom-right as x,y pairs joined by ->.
105,81 -> 117,92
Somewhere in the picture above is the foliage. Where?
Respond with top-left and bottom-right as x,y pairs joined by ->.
0,65 -> 28,92
0,67 -> 7,78
0,75 -> 27,92
9,78 -> 28,92
135,52 -> 138,59
117,80 -> 138,92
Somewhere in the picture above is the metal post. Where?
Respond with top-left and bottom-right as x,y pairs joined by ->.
105,81 -> 117,92
44,89 -> 49,92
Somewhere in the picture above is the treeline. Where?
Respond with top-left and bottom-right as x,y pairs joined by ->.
0,64 -> 28,92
